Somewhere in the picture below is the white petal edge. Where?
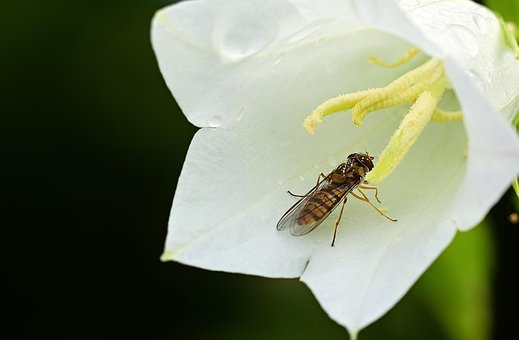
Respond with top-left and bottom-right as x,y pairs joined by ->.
151,0 -> 364,128
355,0 -> 519,231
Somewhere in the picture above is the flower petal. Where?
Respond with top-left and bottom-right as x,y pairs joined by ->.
301,119 -> 467,334
443,62 -> 519,231
355,0 -> 519,230
160,34 -> 424,276
153,0 -> 519,335
151,0 -> 364,128
156,0 -> 427,278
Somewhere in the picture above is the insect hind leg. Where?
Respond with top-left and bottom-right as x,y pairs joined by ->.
331,196 -> 348,247
351,190 -> 397,222
359,185 -> 381,203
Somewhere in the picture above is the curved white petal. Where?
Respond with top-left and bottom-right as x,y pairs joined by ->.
152,0 -> 519,335
357,0 -> 519,117
444,63 -> 519,230
152,0 -> 363,128
355,0 -> 519,230
157,1 -> 422,276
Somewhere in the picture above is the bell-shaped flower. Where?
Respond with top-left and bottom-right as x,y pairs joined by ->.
151,0 -> 519,336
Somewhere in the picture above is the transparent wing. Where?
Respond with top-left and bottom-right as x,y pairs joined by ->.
288,185 -> 349,236
289,204 -> 337,236
276,175 -> 355,236
276,174 -> 332,233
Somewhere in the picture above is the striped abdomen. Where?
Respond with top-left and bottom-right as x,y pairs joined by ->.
296,186 -> 347,225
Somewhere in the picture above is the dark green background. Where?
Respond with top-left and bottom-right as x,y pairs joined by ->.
3,0 -> 518,339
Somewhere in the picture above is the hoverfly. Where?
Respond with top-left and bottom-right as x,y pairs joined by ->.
277,152 -> 397,246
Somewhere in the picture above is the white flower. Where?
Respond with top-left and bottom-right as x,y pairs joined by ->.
151,0 -> 519,336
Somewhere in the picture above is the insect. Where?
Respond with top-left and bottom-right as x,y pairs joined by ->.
277,152 -> 397,246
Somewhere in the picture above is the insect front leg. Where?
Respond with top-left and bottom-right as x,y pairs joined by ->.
287,173 -> 326,198
316,172 -> 326,186
350,189 -> 397,222
287,191 -> 307,198
331,196 -> 348,247
359,185 -> 381,203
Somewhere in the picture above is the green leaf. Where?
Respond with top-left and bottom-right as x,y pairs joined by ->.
495,13 -> 519,58
513,177 -> 519,198
513,112 -> 519,198
485,0 -> 519,24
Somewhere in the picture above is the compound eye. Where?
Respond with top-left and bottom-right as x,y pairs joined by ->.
347,153 -> 356,159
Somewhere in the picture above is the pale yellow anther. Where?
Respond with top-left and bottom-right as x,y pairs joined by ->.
351,82 -> 426,126
368,46 -> 420,68
431,108 -> 463,122
303,89 -> 374,134
366,77 -> 447,183
351,58 -> 442,126
304,56 -> 442,133
303,47 -> 464,183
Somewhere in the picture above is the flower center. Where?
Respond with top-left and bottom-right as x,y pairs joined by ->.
303,47 -> 463,184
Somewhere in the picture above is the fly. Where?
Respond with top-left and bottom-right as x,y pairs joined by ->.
276,152 -> 397,246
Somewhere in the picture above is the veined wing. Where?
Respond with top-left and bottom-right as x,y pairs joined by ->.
277,173 -> 333,233
277,175 -> 359,236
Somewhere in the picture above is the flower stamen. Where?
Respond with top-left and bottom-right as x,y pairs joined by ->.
368,46 -> 420,67
366,76 -> 447,183
351,58 -> 443,126
304,49 -> 464,183
303,89 -> 376,135
431,108 -> 463,122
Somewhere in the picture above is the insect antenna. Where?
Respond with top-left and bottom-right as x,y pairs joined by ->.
363,146 -> 376,160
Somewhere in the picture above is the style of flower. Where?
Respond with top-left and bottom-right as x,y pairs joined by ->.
151,0 -> 519,336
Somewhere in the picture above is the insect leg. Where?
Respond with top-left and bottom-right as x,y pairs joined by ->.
331,196 -> 348,247
316,172 -> 326,186
359,185 -> 381,203
287,173 -> 326,197
351,190 -> 397,222
287,191 -> 308,198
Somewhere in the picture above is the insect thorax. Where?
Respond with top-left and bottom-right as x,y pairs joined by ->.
331,161 -> 365,185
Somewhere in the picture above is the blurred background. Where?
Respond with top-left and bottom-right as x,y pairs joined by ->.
3,0 -> 518,339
